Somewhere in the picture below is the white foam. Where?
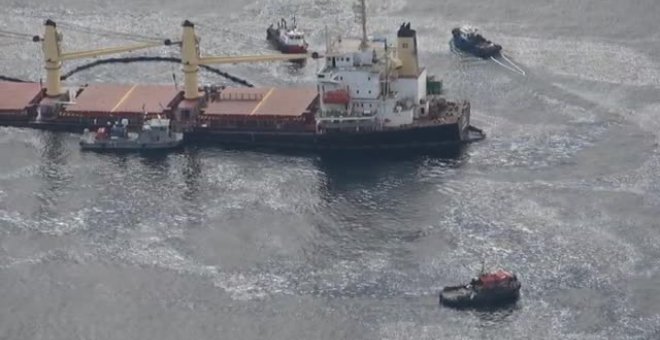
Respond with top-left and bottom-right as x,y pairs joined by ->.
509,37 -> 660,87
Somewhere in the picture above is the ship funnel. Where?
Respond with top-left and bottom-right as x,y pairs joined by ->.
396,22 -> 419,77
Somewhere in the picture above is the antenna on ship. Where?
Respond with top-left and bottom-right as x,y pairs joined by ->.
324,24 -> 329,54
383,40 -> 389,102
353,0 -> 368,50
171,69 -> 178,90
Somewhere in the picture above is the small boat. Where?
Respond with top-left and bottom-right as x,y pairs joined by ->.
80,117 -> 183,151
450,25 -> 502,59
266,17 -> 309,54
439,269 -> 521,308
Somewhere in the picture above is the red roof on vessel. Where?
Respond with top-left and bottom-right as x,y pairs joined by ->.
0,82 -> 43,113
203,87 -> 317,117
66,84 -> 180,115
480,270 -> 514,285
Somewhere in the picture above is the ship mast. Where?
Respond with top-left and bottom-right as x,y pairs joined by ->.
354,0 -> 368,50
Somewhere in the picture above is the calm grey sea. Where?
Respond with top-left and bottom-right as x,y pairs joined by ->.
1,0 -> 659,339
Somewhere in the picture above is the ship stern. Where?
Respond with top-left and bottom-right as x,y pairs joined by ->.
458,101 -> 486,142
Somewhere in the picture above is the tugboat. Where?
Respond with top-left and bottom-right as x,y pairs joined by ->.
439,269 -> 521,308
450,25 -> 502,59
80,117 -> 183,151
266,17 -> 309,54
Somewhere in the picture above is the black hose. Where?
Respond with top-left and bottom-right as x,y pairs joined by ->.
60,56 -> 254,87
0,75 -> 28,82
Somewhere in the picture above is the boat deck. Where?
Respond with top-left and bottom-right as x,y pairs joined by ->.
203,87 -> 317,119
62,84 -> 181,117
0,82 -> 44,114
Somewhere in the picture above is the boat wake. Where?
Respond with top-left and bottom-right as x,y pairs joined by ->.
491,54 -> 526,76
450,41 -> 526,76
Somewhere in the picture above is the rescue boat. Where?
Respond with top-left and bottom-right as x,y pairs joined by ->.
79,117 -> 183,151
439,269 -> 521,308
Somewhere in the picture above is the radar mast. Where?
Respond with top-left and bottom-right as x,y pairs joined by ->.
353,0 -> 368,50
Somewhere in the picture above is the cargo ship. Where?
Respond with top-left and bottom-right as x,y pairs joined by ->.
266,17 -> 309,54
0,0 -> 485,153
188,18 -> 484,150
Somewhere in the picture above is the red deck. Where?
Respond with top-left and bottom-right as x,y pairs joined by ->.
0,82 -> 44,114
203,87 -> 317,118
63,84 -> 180,117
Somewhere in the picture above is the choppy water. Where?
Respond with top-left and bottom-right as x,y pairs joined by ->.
1,0 -> 660,339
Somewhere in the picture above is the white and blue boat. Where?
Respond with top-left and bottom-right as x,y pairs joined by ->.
80,117 -> 183,151
450,25 -> 502,59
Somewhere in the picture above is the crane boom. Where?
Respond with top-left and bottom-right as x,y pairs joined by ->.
198,53 -> 309,65
38,19 -> 171,97
61,42 -> 167,61
180,20 -> 318,100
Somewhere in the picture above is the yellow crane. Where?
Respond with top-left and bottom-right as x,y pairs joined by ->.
34,19 -> 318,100
35,19 -> 172,97
179,20 -> 318,100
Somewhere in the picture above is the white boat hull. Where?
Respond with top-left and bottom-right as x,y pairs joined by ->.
80,133 -> 184,151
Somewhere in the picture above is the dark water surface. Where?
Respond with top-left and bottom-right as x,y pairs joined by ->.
1,0 -> 660,339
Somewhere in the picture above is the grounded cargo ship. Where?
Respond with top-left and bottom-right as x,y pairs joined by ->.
0,1 -> 485,153
186,21 -> 485,150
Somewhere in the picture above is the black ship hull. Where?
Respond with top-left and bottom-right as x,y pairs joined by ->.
439,285 -> 521,309
0,118 -> 486,154
186,122 -> 485,152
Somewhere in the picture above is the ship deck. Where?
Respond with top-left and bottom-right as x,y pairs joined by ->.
62,84 -> 181,117
203,87 -> 317,119
0,82 -> 44,114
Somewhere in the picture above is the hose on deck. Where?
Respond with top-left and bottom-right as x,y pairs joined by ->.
0,75 -> 28,82
59,56 -> 254,87
2,56 -> 255,87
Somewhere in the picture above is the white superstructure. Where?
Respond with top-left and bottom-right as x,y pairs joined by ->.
315,4 -> 430,132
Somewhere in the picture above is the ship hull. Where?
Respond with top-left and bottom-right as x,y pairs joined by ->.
186,122 -> 484,152
439,285 -> 521,309
266,27 -> 308,54
80,134 -> 184,152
